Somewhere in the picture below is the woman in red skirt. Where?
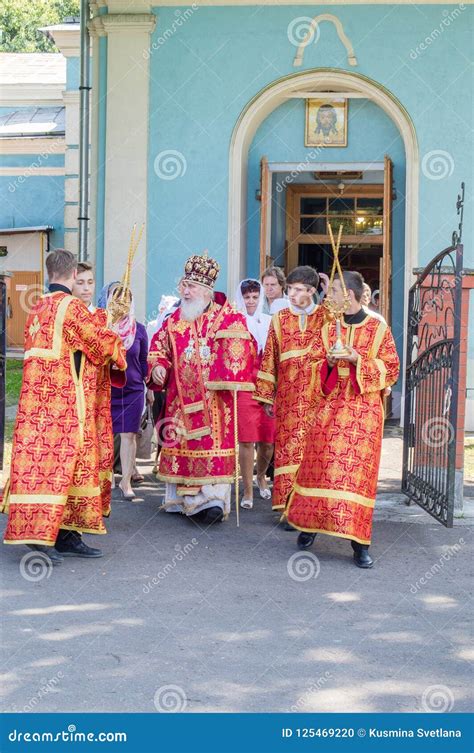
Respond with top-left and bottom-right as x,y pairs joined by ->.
236,279 -> 276,509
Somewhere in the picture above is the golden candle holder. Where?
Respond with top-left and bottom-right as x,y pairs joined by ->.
324,222 -> 351,358
107,223 -> 144,325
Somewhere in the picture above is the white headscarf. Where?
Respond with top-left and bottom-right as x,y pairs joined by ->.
235,278 -> 271,354
146,294 -> 179,340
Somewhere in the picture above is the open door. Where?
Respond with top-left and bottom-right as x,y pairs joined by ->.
259,156 -> 272,276
381,155 -> 393,323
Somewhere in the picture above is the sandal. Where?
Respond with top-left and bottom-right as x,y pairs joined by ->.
256,477 -> 271,500
240,498 -> 253,510
131,473 -> 145,484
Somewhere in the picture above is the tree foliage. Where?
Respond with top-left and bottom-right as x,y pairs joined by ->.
0,0 -> 80,53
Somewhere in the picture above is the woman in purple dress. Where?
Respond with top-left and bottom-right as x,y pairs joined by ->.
99,283 -> 148,500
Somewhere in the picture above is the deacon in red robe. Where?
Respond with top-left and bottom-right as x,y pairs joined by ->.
285,271 -> 400,568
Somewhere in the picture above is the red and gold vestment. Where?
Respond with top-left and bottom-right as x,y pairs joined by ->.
1,292 -> 126,545
286,315 -> 400,544
148,295 -> 255,489
254,305 -> 325,510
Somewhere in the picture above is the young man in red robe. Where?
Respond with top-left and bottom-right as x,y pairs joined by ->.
285,271 -> 400,568
254,266 -> 325,514
1,250 -> 126,564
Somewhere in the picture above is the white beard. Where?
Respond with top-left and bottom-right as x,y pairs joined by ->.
180,297 -> 209,322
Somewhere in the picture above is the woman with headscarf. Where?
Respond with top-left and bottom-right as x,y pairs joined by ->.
98,282 -> 148,500
235,278 -> 275,509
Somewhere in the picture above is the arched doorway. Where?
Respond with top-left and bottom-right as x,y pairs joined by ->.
227,68 -> 419,407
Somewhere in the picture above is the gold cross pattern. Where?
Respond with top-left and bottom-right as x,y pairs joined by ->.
28,315 -> 41,339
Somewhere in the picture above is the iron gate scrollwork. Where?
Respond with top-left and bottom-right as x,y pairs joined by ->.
402,184 -> 464,526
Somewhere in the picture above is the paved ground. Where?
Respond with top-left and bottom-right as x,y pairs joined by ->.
1,448 -> 472,715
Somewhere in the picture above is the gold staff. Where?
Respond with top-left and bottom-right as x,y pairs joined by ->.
324,222 -> 351,357
107,223 -> 144,324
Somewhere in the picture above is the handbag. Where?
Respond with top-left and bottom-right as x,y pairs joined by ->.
136,404 -> 154,459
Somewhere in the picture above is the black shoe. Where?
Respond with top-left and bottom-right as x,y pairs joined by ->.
351,541 -> 373,568
297,532 -> 316,550
203,506 -> 224,525
55,530 -> 103,558
27,544 -> 63,565
283,521 -> 296,531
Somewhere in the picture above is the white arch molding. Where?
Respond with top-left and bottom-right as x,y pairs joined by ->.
227,69 -> 419,416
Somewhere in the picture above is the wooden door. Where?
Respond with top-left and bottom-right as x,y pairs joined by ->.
6,271 -> 42,348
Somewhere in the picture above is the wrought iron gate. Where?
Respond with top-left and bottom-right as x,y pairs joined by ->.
402,184 -> 465,526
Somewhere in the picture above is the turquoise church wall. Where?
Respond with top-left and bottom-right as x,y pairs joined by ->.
146,4 -> 472,319
0,174 -> 64,250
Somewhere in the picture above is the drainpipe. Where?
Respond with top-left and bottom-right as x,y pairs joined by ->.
78,0 -> 91,261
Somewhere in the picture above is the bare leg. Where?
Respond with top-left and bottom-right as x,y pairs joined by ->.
239,442 -> 255,500
256,442 -> 274,492
119,432 -> 137,497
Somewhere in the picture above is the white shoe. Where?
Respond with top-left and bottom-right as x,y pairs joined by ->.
240,497 -> 253,510
256,479 -> 271,500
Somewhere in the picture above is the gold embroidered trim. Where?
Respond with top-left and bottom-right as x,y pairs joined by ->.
370,320 -> 388,359
4,538 -> 57,546
176,486 -> 200,496
24,294 -> 72,360
281,521 -> 370,546
214,330 -> 251,340
9,494 -> 67,506
378,360 -> 387,390
252,395 -> 274,405
157,473 -> 235,485
184,427 -> 212,440
272,312 -> 282,347
183,401 -> 205,414
161,447 -> 234,458
280,346 -> 312,363
256,370 -> 275,384
206,381 -> 255,392
292,483 -> 375,508
274,464 -> 299,477
68,485 -> 101,497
